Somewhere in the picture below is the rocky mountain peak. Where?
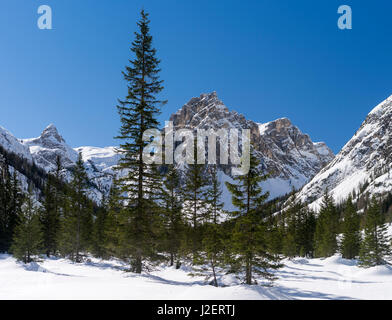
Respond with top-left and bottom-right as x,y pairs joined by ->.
22,124 -> 78,172
170,92 -> 237,128
170,92 -> 334,200
272,117 -> 292,128
40,124 -> 65,145
170,92 -> 258,137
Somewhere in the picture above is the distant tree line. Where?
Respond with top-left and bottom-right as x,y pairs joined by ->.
274,190 -> 392,267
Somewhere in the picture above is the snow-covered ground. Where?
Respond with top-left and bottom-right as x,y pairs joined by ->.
1,254 -> 392,300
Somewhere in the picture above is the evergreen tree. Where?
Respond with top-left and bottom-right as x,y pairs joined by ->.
282,231 -> 296,258
40,156 -> 63,257
115,9 -> 166,273
266,216 -> 284,256
0,158 -> 23,252
283,199 -> 317,259
91,195 -> 108,259
161,165 -> 185,267
9,172 -> 23,245
193,165 -> 226,287
11,189 -> 43,263
182,140 -> 209,261
58,153 -> 92,262
41,174 -> 61,257
104,179 -> 126,259
314,190 -> 339,257
282,198 -> 302,258
359,197 -> 391,267
225,151 -> 282,285
340,196 -> 361,259
205,165 -> 225,225
301,208 -> 317,258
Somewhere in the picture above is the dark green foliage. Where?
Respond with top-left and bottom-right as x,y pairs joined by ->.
182,141 -> 209,260
282,198 -> 316,258
340,196 -> 361,259
192,165 -> 226,287
103,180 -> 126,259
380,192 -> 392,223
0,158 -> 23,253
282,198 -> 301,258
225,151 -> 282,285
266,216 -> 284,256
161,165 -> 185,267
91,195 -> 109,259
40,157 -> 63,257
359,197 -> 391,267
314,190 -> 339,258
115,9 -> 166,273
58,153 -> 93,262
11,190 -> 43,264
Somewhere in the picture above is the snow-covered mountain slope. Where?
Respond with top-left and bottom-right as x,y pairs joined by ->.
296,95 -> 392,210
21,124 -> 79,172
170,92 -> 334,200
20,125 -> 119,202
75,146 -> 121,197
0,126 -> 32,162
0,124 -> 118,203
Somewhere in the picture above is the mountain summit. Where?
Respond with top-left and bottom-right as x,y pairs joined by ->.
22,124 -> 78,171
170,92 -> 334,199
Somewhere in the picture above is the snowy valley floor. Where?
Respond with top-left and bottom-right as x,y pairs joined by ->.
1,254 -> 392,300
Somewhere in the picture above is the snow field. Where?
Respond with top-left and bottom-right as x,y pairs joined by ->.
1,253 -> 392,300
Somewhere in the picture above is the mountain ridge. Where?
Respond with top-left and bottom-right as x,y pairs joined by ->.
0,92 -> 334,205
295,94 -> 392,211
169,92 -> 334,201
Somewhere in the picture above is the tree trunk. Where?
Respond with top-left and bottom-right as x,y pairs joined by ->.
246,258 -> 252,285
135,253 -> 142,274
211,259 -> 218,287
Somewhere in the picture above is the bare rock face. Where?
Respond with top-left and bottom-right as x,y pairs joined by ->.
296,95 -> 392,210
169,92 -> 334,199
170,92 -> 256,131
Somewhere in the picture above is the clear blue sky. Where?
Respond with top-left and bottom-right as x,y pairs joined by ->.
1,0 -> 391,153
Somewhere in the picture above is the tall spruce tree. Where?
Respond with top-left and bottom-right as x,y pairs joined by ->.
340,196 -> 361,259
225,151 -> 282,285
161,165 -> 185,267
0,157 -> 23,253
58,153 -> 92,262
283,199 -> 316,258
314,190 -> 339,258
266,216 -> 284,256
192,165 -> 226,287
359,197 -> 391,267
11,189 -> 43,264
104,179 -> 126,259
282,198 -> 302,258
182,140 -> 209,261
41,174 -> 61,257
115,10 -> 166,273
302,208 -> 317,258
91,195 -> 108,259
